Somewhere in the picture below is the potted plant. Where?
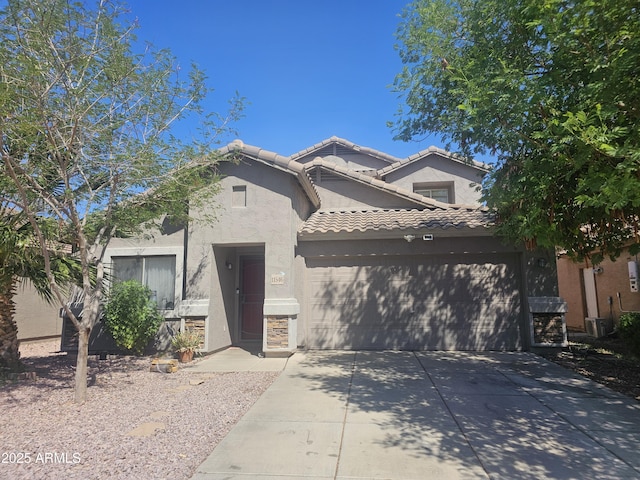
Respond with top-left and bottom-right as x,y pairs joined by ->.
171,330 -> 202,363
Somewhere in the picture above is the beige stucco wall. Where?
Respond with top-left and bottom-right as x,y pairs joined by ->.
523,249 -> 560,298
383,154 -> 485,205
557,256 -> 587,331
312,177 -> 421,210
558,251 -> 640,331
188,158 -> 312,351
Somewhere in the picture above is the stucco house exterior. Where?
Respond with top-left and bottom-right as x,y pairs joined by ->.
101,136 -> 560,356
558,248 -> 640,335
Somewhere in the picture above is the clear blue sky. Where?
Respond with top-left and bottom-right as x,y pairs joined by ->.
127,1 -> 478,161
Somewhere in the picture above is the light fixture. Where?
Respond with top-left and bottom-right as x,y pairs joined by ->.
403,234 -> 416,243
536,258 -> 547,268
225,260 -> 233,270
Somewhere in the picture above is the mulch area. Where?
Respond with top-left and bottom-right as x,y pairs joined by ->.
539,334 -> 640,402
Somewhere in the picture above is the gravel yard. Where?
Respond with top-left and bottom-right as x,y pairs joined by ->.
1,340 -> 279,480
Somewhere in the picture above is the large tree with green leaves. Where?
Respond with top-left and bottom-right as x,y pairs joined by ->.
393,0 -> 640,263
0,0 -> 243,402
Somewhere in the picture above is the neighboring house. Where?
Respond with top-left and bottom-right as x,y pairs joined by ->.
104,136 -> 560,356
558,248 -> 640,335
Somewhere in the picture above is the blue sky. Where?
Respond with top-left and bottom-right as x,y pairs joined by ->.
126,0 -> 467,160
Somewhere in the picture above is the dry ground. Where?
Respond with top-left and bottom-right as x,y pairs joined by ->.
0,340 -> 279,479
539,334 -> 640,402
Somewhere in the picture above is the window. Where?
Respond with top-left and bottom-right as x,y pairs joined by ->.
112,256 -> 176,309
232,185 -> 247,207
413,183 -> 453,203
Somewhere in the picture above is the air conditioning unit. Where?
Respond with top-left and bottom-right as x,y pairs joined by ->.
584,317 -> 613,338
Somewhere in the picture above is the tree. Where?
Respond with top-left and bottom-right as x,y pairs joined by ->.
392,0 -> 640,263
0,0 -> 243,402
0,205 -> 81,371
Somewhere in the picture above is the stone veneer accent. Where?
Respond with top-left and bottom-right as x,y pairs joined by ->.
266,316 -> 289,349
184,318 -> 206,349
532,313 -> 565,345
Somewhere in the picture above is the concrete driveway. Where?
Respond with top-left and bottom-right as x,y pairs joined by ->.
191,350 -> 640,479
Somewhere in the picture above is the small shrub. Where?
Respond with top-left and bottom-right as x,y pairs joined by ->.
103,280 -> 163,355
618,312 -> 640,358
171,329 -> 202,353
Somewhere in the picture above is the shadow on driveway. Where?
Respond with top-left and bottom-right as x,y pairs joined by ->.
192,351 -> 640,479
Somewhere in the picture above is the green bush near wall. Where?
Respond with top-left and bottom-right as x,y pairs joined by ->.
103,280 -> 164,355
619,312 -> 640,358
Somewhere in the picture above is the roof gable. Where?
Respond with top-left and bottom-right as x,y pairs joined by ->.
378,146 -> 490,179
219,140 -> 320,208
308,157 -> 449,210
219,137 -> 488,215
290,136 -> 401,171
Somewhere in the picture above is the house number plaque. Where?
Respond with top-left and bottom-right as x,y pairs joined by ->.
270,273 -> 285,285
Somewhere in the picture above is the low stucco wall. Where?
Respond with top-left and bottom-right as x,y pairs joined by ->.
14,280 -> 62,341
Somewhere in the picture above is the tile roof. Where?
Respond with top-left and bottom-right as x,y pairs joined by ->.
299,208 -> 495,238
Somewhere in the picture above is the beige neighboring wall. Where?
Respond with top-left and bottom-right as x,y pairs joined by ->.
14,279 -> 62,341
557,256 -> 586,330
558,250 -> 640,331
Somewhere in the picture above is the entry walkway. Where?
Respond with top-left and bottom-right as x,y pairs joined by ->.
186,346 -> 290,373
191,350 -> 640,479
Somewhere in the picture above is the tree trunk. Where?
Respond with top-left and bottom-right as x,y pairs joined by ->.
0,279 -> 21,371
74,324 -> 91,404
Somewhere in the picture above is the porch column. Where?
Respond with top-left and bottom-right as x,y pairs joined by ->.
262,298 -> 299,357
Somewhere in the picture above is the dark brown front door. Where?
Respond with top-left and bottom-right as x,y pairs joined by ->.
240,256 -> 264,341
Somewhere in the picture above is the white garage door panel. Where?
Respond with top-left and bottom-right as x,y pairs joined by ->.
306,254 -> 522,350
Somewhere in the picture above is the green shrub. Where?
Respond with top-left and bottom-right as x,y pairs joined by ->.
102,280 -> 163,355
618,312 -> 640,358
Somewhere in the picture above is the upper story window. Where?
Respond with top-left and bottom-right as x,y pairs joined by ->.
232,185 -> 247,207
413,183 -> 454,203
112,255 -> 176,309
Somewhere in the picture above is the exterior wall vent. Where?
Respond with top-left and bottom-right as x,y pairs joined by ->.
319,169 -> 348,182
335,145 -> 354,156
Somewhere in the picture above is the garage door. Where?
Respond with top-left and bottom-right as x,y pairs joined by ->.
306,253 -> 522,351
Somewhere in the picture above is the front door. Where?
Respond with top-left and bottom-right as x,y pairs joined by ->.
240,256 -> 264,341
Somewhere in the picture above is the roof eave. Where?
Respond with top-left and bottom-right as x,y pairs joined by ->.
298,226 -> 496,242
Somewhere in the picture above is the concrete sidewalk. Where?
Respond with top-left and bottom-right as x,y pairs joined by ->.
185,346 -> 290,373
191,350 -> 640,479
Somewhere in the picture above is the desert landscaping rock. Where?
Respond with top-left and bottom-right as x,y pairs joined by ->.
1,340 -> 278,480
126,422 -> 166,437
